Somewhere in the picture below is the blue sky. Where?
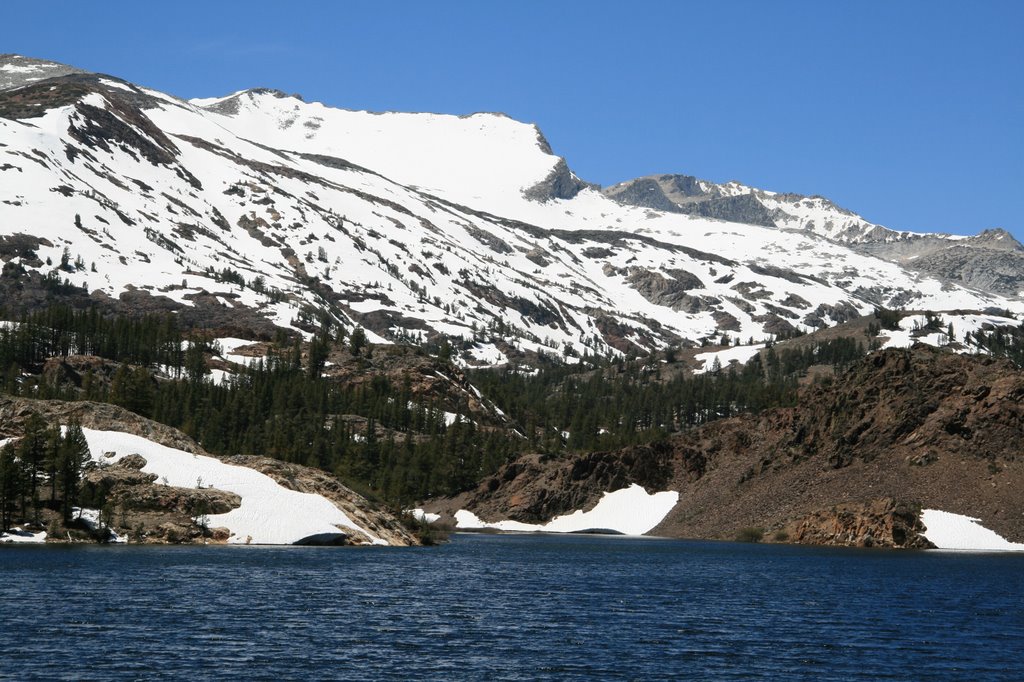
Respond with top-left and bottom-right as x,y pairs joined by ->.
4,2 -> 1022,238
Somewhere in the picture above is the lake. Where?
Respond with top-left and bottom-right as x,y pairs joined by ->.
1,534 -> 1022,680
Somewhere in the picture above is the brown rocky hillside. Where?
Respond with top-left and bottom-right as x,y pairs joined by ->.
426,345 -> 1024,547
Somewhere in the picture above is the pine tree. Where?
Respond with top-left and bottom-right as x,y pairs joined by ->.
349,327 -> 367,357
184,341 -> 207,383
0,443 -> 21,531
307,334 -> 329,379
59,422 -> 91,522
18,414 -> 47,524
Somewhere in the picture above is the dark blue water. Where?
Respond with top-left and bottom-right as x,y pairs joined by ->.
2,534 -> 1023,681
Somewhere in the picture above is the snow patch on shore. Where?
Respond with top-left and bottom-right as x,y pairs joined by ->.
73,507 -> 127,543
0,528 -> 47,543
408,508 -> 441,524
454,484 -> 679,536
82,429 -> 387,546
921,509 -> 1024,551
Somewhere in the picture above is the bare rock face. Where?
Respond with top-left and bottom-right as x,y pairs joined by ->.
77,458 -> 240,544
109,479 -> 241,516
522,159 -> 598,202
602,174 -> 780,226
784,499 -> 934,549
0,54 -> 86,92
902,246 -> 1024,296
0,396 -> 203,453
84,461 -> 158,489
606,174 -> 1024,304
626,268 -> 719,314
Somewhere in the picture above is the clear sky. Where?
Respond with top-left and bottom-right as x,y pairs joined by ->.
4,1 -> 1022,238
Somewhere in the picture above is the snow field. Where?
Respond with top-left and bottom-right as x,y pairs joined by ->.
920,510 -> 1024,551
82,429 -> 387,545
191,91 -> 559,210
881,313 -> 1018,352
693,344 -> 766,374
454,484 -> 679,536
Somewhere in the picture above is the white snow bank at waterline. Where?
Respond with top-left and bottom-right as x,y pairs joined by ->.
73,507 -> 127,544
454,484 -> 679,536
0,527 -> 47,543
921,509 -> 1024,551
82,429 -> 388,546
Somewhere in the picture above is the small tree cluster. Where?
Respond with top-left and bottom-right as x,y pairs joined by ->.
0,417 -> 91,531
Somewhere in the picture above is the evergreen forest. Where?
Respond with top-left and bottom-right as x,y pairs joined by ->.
2,303 -> 1020,531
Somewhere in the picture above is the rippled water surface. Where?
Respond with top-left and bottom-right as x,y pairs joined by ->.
2,534 -> 1023,680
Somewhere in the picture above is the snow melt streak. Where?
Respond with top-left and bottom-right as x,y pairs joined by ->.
82,429 -> 385,545
455,484 -> 678,536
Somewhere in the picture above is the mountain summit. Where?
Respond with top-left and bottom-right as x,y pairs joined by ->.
0,56 -> 1020,364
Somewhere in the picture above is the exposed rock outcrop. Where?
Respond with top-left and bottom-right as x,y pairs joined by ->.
603,174 -> 780,226
0,396 -> 203,453
522,159 -> 598,202
626,268 -> 716,313
784,499 -> 934,549
434,444 -> 676,526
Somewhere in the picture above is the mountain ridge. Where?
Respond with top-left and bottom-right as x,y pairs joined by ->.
1,55 -> 1021,368
604,172 -> 1024,296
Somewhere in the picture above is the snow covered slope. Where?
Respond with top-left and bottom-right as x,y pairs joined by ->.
190,89 -> 572,210
83,428 -> 388,545
1,55 -> 1021,365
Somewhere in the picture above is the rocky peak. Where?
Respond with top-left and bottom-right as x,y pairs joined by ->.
603,174 -> 779,227
604,171 -> 1024,300
0,54 -> 88,92
969,228 -> 1023,252
661,174 -> 711,198
522,157 -> 598,202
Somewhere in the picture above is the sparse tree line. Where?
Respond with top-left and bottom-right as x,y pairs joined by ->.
469,336 -> 870,454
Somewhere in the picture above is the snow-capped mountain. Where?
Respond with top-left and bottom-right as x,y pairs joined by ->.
1,54 -> 1021,365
